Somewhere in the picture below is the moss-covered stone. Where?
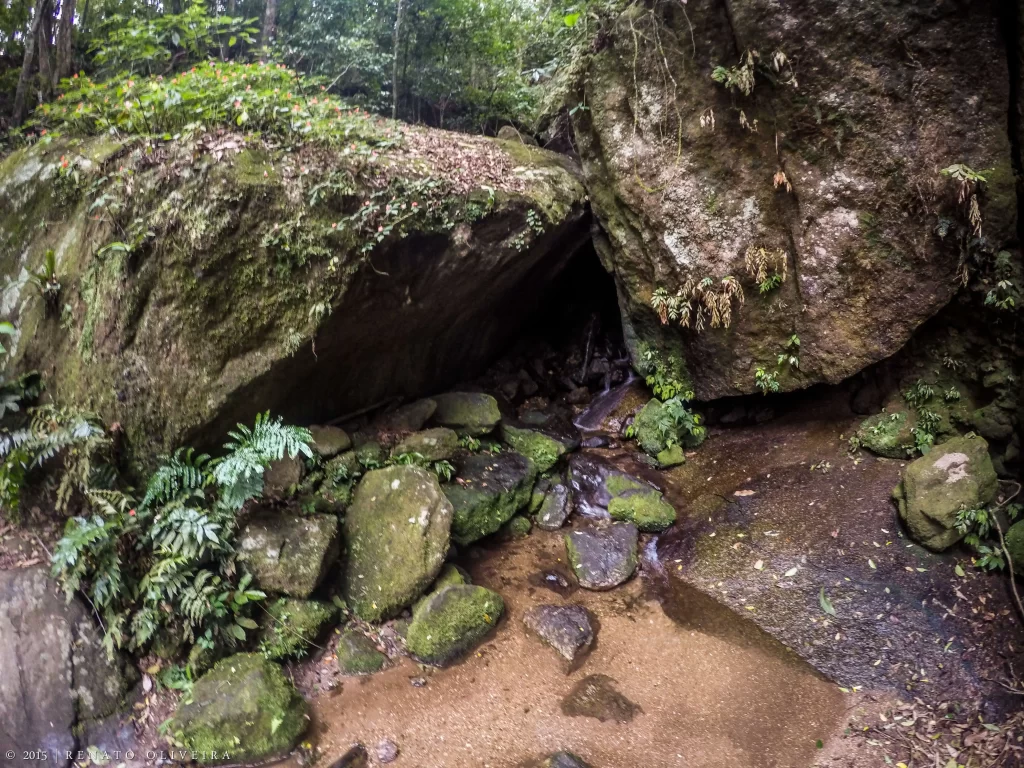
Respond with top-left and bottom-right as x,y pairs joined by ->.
166,653 -> 307,763
393,427 -> 460,461
238,512 -> 339,598
336,627 -> 388,675
630,398 -> 701,458
355,440 -> 388,467
341,466 -> 453,621
1006,521 -> 1024,575
607,490 -> 676,532
857,410 -> 915,459
500,423 -> 566,472
258,599 -> 339,660
325,450 -> 362,481
895,436 -> 998,550
405,584 -> 504,666
432,392 -> 502,435
308,425 -> 352,458
444,451 -> 537,544
502,514 -> 533,539
263,456 -> 304,499
412,563 -> 470,613
655,444 -> 685,468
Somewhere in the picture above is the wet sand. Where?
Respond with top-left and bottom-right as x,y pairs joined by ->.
303,531 -> 846,767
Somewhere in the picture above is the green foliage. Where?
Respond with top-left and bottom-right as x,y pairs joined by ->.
754,367 -> 779,395
902,380 -> 935,409
985,280 -> 1018,312
28,250 -> 62,314
651,275 -> 744,332
625,395 -> 705,449
777,334 -> 800,369
32,62 -> 397,148
49,412 -> 312,663
956,503 -> 1021,571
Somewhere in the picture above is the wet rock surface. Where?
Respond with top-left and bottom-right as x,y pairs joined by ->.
560,674 -> 641,723
444,451 -> 537,544
565,523 -> 639,590
523,604 -> 595,663
535,482 -> 573,530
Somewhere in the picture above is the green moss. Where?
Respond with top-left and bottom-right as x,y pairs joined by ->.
1006,521 -> 1024,576
444,452 -> 537,544
258,598 -> 338,660
856,411 -> 914,458
607,490 -> 676,532
167,653 -> 307,762
500,424 -> 566,472
502,514 -> 533,538
656,444 -> 685,467
432,392 -> 502,436
405,584 -> 504,666
336,627 -> 388,675
604,473 -> 647,497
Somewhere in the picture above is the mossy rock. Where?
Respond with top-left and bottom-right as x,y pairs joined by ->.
535,483 -> 573,530
443,451 -> 538,544
393,427 -> 460,461
336,627 -> 388,675
413,563 -> 470,613
263,456 -> 305,499
308,425 -> 352,458
607,489 -> 676,532
355,440 -> 388,467
258,598 -> 339,660
656,444 -> 685,468
1006,521 -> 1024,575
377,398 -> 437,432
857,411 -> 915,458
501,514 -> 533,539
500,423 -> 567,472
341,466 -> 453,621
630,399 -> 702,458
895,436 -> 998,550
972,404 -> 1014,441
325,450 -> 362,482
432,392 -> 502,435
166,654 -> 307,763
237,512 -> 339,598
405,584 -> 504,666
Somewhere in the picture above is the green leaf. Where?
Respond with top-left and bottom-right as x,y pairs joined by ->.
229,623 -> 246,640
954,564 -> 965,577
563,12 -> 580,27
819,587 -> 836,616
171,31 -> 180,46
236,617 -> 258,629
228,35 -> 237,47
868,559 -> 876,570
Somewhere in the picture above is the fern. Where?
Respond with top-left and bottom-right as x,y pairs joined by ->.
141,447 -> 212,510
213,412 -> 312,509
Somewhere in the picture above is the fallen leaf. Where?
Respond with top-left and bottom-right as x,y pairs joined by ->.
819,587 -> 837,616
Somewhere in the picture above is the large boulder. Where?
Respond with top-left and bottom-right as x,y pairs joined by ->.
342,466 -> 453,621
444,451 -> 538,544
0,568 -> 133,765
0,126 -> 587,465
257,598 -> 338,660
393,427 -> 460,461
166,653 -> 307,763
432,392 -> 502,436
237,512 -> 339,597
894,436 -> 998,550
571,0 -> 1014,398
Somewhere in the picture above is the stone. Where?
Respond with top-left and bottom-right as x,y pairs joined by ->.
376,740 -> 400,764
0,132 -> 587,468
655,444 -> 685,468
501,514 -> 533,539
378,398 -> 437,432
607,489 -> 676,532
972,405 -> 1014,442
342,466 -> 453,621
263,455 -> 305,498
857,410 -> 916,459
336,627 -> 388,675
564,524 -> 639,590
432,392 -> 502,435
393,427 -> 460,461
238,512 -> 339,598
405,584 -> 504,666
560,674 -> 641,723
577,0 -> 1013,400
894,436 -> 998,550
0,568 -> 133,766
497,125 -> 537,145
258,598 -> 338,660
535,483 -> 573,530
326,450 -> 362,481
1006,521 -> 1024,575
630,398 -> 702,458
542,753 -> 593,768
444,451 -> 538,544
522,604 -> 594,663
500,422 -> 568,472
166,653 -> 307,763
309,425 -> 352,458
354,439 -> 388,467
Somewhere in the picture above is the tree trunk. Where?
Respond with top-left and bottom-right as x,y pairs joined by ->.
54,0 -> 78,83
37,1 -> 54,101
219,0 -> 236,59
392,0 -> 404,120
12,0 -> 49,126
261,0 -> 277,47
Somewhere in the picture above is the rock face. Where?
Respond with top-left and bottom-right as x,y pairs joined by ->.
444,451 -> 538,544
0,568 -> 132,765
166,653 -> 307,763
523,604 -> 595,663
565,524 -> 639,589
238,512 -> 339,597
0,129 -> 587,464
573,0 -> 1015,398
406,584 -> 504,666
342,466 -> 453,621
894,436 -> 998,550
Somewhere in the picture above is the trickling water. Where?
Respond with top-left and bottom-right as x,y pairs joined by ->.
572,372 -> 638,432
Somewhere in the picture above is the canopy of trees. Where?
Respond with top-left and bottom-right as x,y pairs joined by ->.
0,0 -> 586,137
